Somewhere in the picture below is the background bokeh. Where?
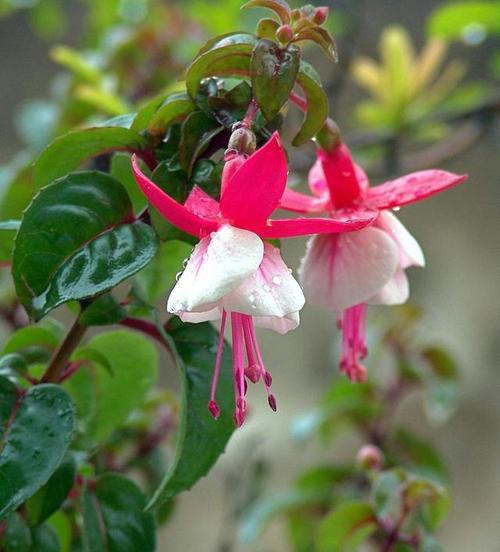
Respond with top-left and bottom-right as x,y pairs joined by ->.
1,1 -> 499,550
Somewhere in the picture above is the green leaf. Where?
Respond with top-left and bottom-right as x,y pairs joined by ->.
82,474 -> 156,552
0,379 -> 75,519
372,470 -> 404,522
186,33 -> 257,99
47,512 -> 71,552
134,240 -> 192,304
146,320 -> 235,509
4,513 -> 32,551
26,454 -> 76,526
2,321 -> 63,361
316,501 -> 377,552
179,111 -> 223,175
256,17 -> 280,39
33,127 -> 147,189
131,93 -> 169,133
242,0 -> 291,24
0,220 -> 21,230
83,330 -> 158,444
110,152 -> 147,214
292,61 -> 328,146
29,524 -> 61,552
251,39 -> 301,121
79,294 -> 127,327
147,93 -> 196,137
13,171 -> 158,320
240,489 -> 330,543
427,1 -> 500,41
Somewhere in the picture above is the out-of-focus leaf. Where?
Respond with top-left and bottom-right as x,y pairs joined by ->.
292,61 -> 328,145
2,321 -> 63,364
372,469 -> 404,522
26,454 -> 76,526
29,524 -> 61,551
146,320 -> 234,509
251,39 -> 301,121
186,33 -> 257,99
50,45 -> 102,84
82,330 -> 158,444
316,501 -> 377,552
0,378 -> 75,519
239,488 -> 330,543
134,240 -> 193,304
82,474 -> 156,552
47,512 -> 71,552
4,512 -> 32,551
427,1 -> 500,42
73,85 -> 130,117
13,171 -> 158,320
33,127 -> 147,189
380,25 -> 415,104
392,429 -> 448,483
242,0 -> 291,23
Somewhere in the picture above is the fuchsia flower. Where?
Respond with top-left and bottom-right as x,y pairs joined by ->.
280,143 -> 467,381
132,133 -> 374,425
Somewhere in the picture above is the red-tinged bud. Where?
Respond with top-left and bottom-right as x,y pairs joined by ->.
208,400 -> 220,419
313,6 -> 329,25
276,24 -> 294,43
268,393 -> 277,411
245,363 -> 261,383
356,444 -> 384,471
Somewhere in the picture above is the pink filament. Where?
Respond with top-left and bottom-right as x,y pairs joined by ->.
208,309 -> 227,419
339,303 -> 368,382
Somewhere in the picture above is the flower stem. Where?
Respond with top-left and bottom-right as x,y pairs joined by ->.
41,317 -> 87,383
242,98 -> 259,128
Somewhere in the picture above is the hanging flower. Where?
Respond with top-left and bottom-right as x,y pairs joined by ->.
132,133 -> 375,425
280,142 -> 467,381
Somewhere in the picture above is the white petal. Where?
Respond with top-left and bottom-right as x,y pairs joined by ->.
299,228 -> 399,311
253,311 -> 300,335
223,243 -> 305,318
167,225 -> 264,314
368,268 -> 410,305
376,211 -> 425,268
178,307 -> 222,323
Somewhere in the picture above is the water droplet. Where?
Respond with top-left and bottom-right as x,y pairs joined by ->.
182,258 -> 189,268
393,206 -> 401,212
263,284 -> 271,293
272,276 -> 282,285
175,271 -> 182,281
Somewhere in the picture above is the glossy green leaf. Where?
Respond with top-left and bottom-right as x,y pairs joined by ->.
147,93 -> 196,136
186,33 -> 257,99
29,524 -> 61,552
0,379 -> 75,519
33,127 -> 147,189
79,294 -> 127,327
26,454 -> 76,526
146,320 -> 235,509
179,110 -> 223,174
83,330 -> 158,444
251,39 -> 301,121
0,220 -> 21,230
242,0 -> 291,24
292,61 -> 328,145
82,474 -> 156,552
316,501 -> 377,552
427,1 -> 500,41
4,513 -> 32,552
134,240 -> 193,304
131,93 -> 169,132
13,171 -> 158,320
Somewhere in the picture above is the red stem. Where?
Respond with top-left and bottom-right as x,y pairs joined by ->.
289,90 -> 308,112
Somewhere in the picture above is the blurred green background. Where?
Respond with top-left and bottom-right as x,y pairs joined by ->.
0,0 -> 499,550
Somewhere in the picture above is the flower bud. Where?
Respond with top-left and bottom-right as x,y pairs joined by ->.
356,444 -> 384,471
276,24 -> 294,43
313,6 -> 329,25
227,126 -> 256,156
315,118 -> 342,152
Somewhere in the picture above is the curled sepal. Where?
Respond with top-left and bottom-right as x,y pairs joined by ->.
293,26 -> 338,61
251,39 -> 301,121
242,0 -> 291,24
292,61 -> 328,146
186,33 -> 257,99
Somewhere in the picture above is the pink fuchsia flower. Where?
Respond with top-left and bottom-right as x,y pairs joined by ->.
132,133 -> 375,425
280,143 -> 467,382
